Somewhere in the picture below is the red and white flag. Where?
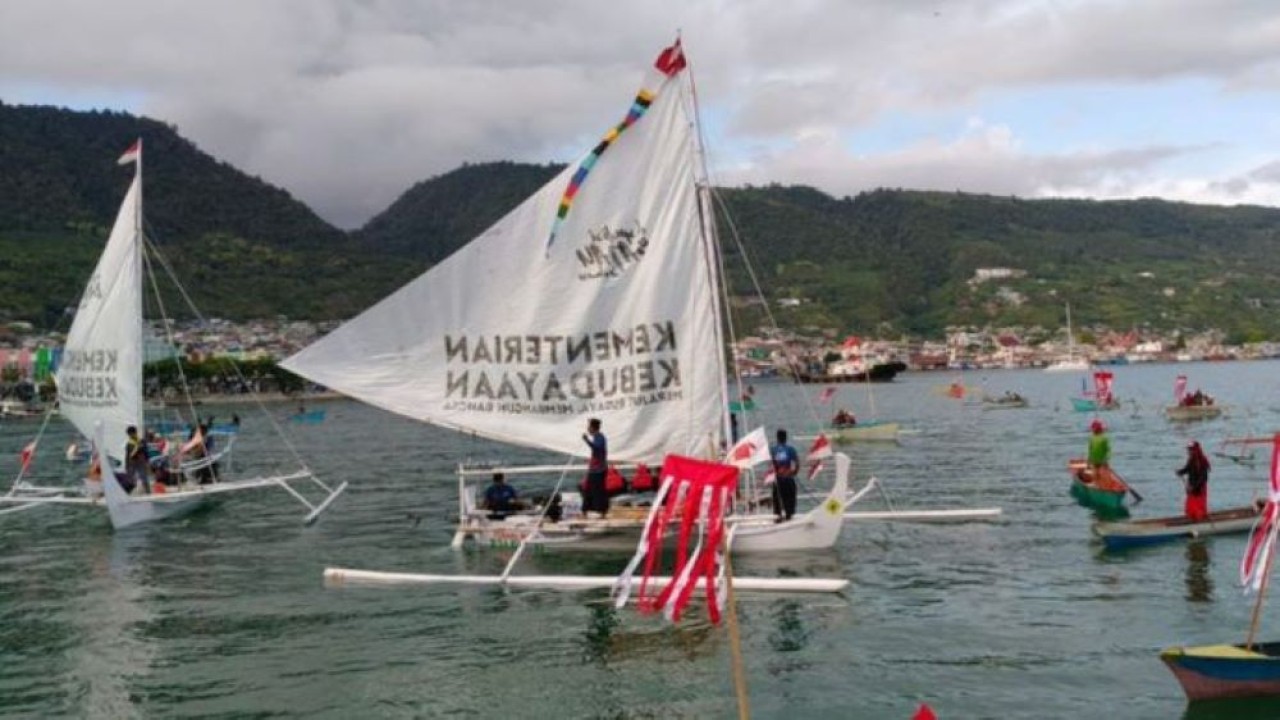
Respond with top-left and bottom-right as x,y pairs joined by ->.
1174,374 -> 1187,403
1241,434 -> 1280,592
19,440 -> 36,473
653,39 -> 687,77
817,386 -> 837,404
118,139 -> 141,165
807,433 -> 833,461
723,427 -> 770,468
804,434 -> 832,481
1093,371 -> 1114,405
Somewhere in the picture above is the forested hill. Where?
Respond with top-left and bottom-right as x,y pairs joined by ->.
6,100 -> 1280,340
361,163 -> 1280,341
0,102 -> 415,324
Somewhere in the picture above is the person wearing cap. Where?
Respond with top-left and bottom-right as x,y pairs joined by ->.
1087,419 -> 1110,469
1176,440 -> 1211,521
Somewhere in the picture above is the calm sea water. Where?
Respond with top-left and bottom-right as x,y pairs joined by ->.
4,361 -> 1280,719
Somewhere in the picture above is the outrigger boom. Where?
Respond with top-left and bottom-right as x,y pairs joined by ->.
323,567 -> 848,593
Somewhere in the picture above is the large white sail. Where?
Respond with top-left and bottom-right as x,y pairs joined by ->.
284,62 -> 727,463
56,170 -> 144,462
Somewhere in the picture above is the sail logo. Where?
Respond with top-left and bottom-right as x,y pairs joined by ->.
79,272 -> 104,307
575,223 -> 649,280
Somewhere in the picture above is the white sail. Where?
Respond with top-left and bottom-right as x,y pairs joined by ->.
56,171 -> 143,462
284,71 -> 727,463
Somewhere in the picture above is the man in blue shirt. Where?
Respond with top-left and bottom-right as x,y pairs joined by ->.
582,418 -> 608,518
483,472 -> 518,518
771,428 -> 799,522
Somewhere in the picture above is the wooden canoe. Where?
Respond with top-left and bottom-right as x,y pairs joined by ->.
1093,504 -> 1261,551
1067,460 -> 1128,513
1166,404 -> 1225,421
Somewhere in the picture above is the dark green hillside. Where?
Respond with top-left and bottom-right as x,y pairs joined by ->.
5,98 -> 1280,340
0,102 -> 412,324
354,161 -> 564,263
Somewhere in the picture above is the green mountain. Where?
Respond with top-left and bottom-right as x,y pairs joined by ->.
6,101 -> 1280,342
362,164 -> 1280,342
0,102 -> 416,325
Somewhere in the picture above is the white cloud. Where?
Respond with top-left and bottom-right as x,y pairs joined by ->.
722,118 -> 1196,200
2,0 -> 1277,225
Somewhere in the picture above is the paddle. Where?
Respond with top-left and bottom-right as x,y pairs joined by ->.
1111,468 -> 1143,504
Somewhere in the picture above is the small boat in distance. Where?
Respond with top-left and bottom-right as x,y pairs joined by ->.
982,391 -> 1028,410
1166,374 -> 1224,421
829,420 -> 900,442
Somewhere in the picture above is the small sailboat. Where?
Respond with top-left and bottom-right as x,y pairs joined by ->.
1044,303 -> 1090,372
1162,436 -> 1280,700
0,140 -> 346,529
289,40 -> 865,592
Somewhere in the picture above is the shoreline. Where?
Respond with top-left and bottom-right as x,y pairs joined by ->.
152,390 -> 346,407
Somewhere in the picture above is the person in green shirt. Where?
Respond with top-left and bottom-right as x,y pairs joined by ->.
1087,419 -> 1111,468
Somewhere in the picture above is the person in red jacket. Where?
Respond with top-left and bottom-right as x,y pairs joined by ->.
1177,440 -> 1211,521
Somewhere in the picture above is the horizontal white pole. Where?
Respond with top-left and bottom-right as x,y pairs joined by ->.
844,508 -> 1003,523
323,567 -> 847,593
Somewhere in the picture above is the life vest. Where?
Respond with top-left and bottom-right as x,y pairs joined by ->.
605,465 -> 626,494
631,463 -> 656,492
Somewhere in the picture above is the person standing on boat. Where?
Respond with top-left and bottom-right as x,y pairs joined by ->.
1087,419 -> 1111,469
582,418 -> 608,518
1176,441 -> 1211,522
124,425 -> 151,494
771,429 -> 799,522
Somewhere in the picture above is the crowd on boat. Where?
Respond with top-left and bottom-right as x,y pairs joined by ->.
479,419 -> 808,526
84,417 -> 233,496
1177,390 -> 1216,407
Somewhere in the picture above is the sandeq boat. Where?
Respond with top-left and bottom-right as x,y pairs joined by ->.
0,141 -> 346,529
1162,435 -> 1280,701
284,40 -> 878,596
1094,505 -> 1260,551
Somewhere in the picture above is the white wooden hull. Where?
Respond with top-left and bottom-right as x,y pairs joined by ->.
1165,405 -> 1224,421
458,454 -> 866,554
730,455 -> 851,553
100,465 -> 208,529
830,422 -> 900,443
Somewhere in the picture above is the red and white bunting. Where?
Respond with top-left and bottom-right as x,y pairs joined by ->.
1240,435 -> 1280,592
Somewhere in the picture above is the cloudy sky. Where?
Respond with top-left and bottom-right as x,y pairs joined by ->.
3,0 -> 1279,228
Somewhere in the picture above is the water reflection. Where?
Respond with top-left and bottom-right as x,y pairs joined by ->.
1185,541 -> 1213,603
1183,695 -> 1280,720
767,599 -> 809,652
68,533 -> 153,717
580,602 -> 716,663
